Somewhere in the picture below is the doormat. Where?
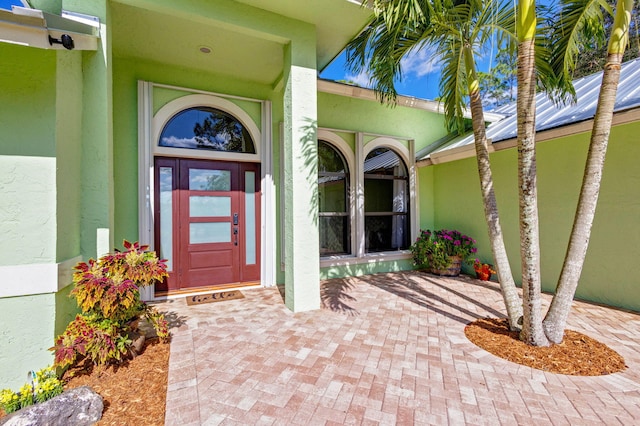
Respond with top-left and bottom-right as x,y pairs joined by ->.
186,290 -> 245,306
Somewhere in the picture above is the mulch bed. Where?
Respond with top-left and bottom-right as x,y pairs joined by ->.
63,338 -> 170,425
465,317 -> 627,375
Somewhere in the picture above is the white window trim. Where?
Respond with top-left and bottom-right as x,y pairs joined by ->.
137,81 -> 274,301
152,93 -> 261,162
318,129 -> 356,257
319,130 -> 416,269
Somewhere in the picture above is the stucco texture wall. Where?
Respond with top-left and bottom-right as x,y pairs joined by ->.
318,92 -> 448,153
0,44 -> 82,389
0,44 -> 57,265
421,120 -> 640,312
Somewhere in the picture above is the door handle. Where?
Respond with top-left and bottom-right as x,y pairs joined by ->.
233,226 -> 238,246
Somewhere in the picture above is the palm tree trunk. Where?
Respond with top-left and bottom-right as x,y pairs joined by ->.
464,45 -> 523,330
543,0 -> 632,344
517,1 -> 549,346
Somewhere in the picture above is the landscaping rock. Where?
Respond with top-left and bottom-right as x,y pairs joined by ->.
129,330 -> 146,356
0,386 -> 103,426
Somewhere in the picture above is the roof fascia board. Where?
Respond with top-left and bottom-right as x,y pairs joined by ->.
418,106 -> 640,167
318,79 -> 504,122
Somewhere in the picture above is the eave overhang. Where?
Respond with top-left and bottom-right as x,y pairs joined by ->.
318,79 -> 505,122
416,106 -> 640,167
0,6 -> 98,51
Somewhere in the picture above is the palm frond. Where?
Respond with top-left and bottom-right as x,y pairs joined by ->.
346,1 -> 433,104
437,38 -> 468,134
550,0 -> 612,83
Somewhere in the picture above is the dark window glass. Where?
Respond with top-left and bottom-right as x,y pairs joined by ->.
318,141 -> 350,256
159,107 -> 255,153
364,148 -> 409,252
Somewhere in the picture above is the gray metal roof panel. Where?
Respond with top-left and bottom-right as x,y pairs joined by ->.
363,150 -> 402,172
421,57 -> 640,160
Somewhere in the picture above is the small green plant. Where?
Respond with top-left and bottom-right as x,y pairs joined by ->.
17,383 -> 33,409
0,389 -> 20,414
51,241 -> 169,369
410,229 -> 477,270
0,367 -> 63,414
33,367 -> 64,404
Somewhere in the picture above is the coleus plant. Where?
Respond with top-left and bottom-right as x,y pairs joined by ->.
51,241 -> 169,369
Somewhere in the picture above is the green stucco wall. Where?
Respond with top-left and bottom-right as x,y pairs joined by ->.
422,121 -> 640,311
0,44 -> 57,266
0,43 -> 82,390
320,259 -> 414,280
29,0 -> 62,14
55,51 -> 84,262
0,295 -> 57,390
0,288 -> 77,390
318,92 -> 448,153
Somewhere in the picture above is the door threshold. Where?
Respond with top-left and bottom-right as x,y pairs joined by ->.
153,281 -> 261,301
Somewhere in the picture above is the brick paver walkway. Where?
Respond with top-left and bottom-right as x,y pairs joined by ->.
160,271 -> 640,425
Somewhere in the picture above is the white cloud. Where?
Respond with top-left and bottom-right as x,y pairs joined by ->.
343,71 -> 374,88
160,136 -> 198,149
400,46 -> 442,78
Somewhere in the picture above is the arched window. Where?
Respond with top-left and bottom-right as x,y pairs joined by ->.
318,140 -> 350,256
364,148 -> 409,252
159,107 -> 256,153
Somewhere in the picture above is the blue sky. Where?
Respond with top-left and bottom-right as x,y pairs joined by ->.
0,0 -> 21,10
319,1 -> 554,101
319,44 -> 498,101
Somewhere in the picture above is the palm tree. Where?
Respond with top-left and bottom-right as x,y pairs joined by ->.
346,0 -> 524,329
516,0 -> 550,346
542,0 -> 634,343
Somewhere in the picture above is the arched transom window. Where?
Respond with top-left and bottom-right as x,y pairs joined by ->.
159,106 -> 256,154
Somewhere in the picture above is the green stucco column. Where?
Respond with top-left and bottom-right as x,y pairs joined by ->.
63,0 -> 115,259
0,44 -> 83,389
283,38 -> 320,312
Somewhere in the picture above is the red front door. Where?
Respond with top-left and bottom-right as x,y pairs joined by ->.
154,158 -> 260,292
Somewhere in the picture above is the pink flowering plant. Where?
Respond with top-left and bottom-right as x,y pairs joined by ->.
410,229 -> 477,270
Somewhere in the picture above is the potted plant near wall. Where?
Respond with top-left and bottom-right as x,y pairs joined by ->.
473,259 -> 496,281
410,229 -> 477,276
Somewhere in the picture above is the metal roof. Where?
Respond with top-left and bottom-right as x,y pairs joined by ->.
420,57 -> 640,160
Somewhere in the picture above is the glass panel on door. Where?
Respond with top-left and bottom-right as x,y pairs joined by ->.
189,169 -> 231,191
159,166 -> 173,270
190,196 -> 231,217
245,171 -> 256,265
189,222 -> 231,244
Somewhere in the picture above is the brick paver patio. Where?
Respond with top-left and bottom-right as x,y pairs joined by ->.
160,271 -> 640,425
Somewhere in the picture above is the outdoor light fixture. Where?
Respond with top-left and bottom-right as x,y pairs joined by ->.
48,34 -> 74,50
